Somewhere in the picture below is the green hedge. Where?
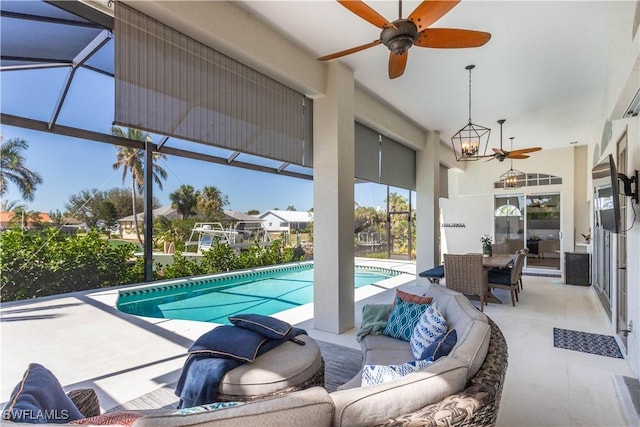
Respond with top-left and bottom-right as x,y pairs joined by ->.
158,240 -> 299,279
1,230 -> 301,302
0,229 -> 137,302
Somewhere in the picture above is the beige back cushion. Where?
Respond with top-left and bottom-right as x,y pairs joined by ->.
424,284 -> 490,379
133,387 -> 333,427
450,320 -> 491,379
330,357 -> 468,426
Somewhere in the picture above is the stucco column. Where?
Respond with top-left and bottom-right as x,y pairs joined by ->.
416,130 -> 440,274
312,61 -> 355,334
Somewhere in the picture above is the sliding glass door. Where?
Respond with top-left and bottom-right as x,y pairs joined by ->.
494,193 -> 561,271
494,195 -> 525,254
525,194 -> 561,270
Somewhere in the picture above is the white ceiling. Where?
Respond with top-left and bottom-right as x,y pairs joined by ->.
237,0 -> 618,153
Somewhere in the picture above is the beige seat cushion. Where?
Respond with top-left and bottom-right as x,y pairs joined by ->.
133,387 -> 334,427
330,357 -> 468,427
219,334 -> 322,397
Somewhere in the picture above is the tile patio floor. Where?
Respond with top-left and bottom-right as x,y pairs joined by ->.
0,259 -> 636,426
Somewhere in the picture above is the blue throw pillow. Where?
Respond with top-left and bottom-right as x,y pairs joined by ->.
382,297 -> 429,341
2,363 -> 84,424
419,329 -> 458,361
189,325 -> 268,362
228,314 -> 292,339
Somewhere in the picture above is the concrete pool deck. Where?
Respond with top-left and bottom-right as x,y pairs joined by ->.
0,258 -> 417,410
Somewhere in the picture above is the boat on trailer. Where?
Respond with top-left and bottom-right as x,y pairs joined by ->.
185,221 -> 271,253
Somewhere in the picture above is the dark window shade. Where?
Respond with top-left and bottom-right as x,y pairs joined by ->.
355,122 -> 381,183
380,135 -> 416,190
355,122 -> 416,190
114,3 -> 312,166
440,164 -> 449,198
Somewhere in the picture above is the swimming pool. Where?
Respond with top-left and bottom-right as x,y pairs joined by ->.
116,262 -> 400,324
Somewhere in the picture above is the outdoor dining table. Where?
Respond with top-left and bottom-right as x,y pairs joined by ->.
482,254 -> 515,269
419,253 -> 516,304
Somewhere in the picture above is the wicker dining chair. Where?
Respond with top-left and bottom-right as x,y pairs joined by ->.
443,253 -> 488,312
488,250 -> 526,306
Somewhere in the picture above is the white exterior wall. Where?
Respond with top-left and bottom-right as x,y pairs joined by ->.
259,213 -> 288,233
598,1 -> 640,379
442,146 -> 576,261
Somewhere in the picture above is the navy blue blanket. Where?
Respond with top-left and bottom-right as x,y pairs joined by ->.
175,326 -> 306,408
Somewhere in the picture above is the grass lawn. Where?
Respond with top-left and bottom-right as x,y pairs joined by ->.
108,238 -> 143,251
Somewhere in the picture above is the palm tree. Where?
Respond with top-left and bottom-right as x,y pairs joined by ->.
170,184 -> 199,219
1,199 -> 26,212
197,185 -> 228,219
111,127 -> 168,246
0,137 -> 43,201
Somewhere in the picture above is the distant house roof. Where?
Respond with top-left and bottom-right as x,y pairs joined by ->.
224,210 -> 262,222
117,205 -> 180,222
0,211 -> 53,228
258,210 -> 314,223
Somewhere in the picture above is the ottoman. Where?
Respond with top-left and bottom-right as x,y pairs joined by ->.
216,334 -> 324,401
419,265 -> 445,283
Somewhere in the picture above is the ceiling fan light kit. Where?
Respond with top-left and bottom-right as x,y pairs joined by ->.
451,64 -> 491,161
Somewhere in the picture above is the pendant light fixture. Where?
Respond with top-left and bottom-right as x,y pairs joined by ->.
451,65 -> 491,161
500,137 -> 526,189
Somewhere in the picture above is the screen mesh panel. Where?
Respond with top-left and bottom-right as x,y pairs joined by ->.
114,3 -> 312,166
355,122 -> 416,190
380,135 -> 416,190
355,122 -> 381,183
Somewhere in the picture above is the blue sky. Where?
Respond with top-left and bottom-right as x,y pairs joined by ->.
1,63 -> 406,216
2,122 -> 405,215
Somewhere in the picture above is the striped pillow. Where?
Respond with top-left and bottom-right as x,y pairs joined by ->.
394,289 -> 433,306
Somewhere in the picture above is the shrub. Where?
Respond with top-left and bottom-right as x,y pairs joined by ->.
0,229 -> 136,302
0,231 -> 305,301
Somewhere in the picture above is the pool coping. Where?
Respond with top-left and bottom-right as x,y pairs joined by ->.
117,260 -> 403,303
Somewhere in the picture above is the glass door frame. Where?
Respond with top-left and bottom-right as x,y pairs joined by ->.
494,192 -> 562,272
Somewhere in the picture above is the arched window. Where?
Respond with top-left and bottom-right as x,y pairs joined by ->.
495,205 -> 522,217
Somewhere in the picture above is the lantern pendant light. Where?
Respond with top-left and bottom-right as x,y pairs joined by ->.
450,65 -> 491,161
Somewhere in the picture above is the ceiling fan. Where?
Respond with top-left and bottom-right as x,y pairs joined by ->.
318,0 -> 491,79
486,119 -> 542,162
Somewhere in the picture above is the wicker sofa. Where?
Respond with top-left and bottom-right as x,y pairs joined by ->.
5,287 -> 508,427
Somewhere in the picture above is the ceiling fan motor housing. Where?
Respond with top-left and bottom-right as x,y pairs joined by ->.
381,20 -> 418,55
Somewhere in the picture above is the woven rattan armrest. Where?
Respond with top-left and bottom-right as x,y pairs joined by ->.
66,388 -> 101,418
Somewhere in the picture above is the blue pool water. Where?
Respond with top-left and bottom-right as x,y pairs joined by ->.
116,263 -> 399,324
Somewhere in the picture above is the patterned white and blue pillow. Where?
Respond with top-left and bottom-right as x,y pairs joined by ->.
410,302 -> 448,359
382,297 -> 429,341
361,359 -> 433,387
172,401 -> 244,415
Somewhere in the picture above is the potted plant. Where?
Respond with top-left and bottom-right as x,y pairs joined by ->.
480,234 -> 493,257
